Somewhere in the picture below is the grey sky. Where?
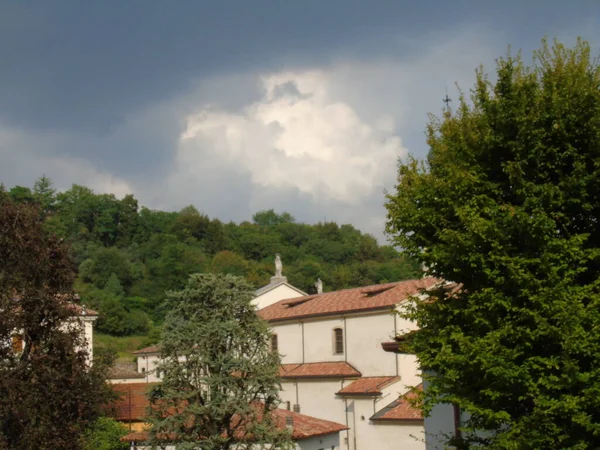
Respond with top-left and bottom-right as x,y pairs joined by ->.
1,0 -> 599,240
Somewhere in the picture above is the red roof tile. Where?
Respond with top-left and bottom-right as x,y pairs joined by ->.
336,376 -> 400,396
120,405 -> 347,442
111,382 -> 158,421
134,345 -> 161,355
107,366 -> 145,380
279,362 -> 360,379
370,385 -> 423,421
67,302 -> 99,317
259,278 -> 441,322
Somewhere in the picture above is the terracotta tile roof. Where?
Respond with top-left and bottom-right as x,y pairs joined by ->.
67,302 -> 99,317
120,405 -> 347,442
11,293 -> 99,317
107,366 -> 145,380
279,362 -> 360,379
111,382 -> 158,421
336,376 -> 400,396
370,385 -> 423,421
133,345 -> 161,355
259,278 -> 441,322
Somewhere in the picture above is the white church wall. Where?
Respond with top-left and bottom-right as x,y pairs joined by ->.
344,313 -> 398,377
280,379 -> 348,425
271,312 -> 399,377
274,322 -> 304,364
296,433 -> 341,450
253,284 -> 305,310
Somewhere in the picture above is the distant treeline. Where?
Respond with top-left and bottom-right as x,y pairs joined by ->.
5,177 -> 420,336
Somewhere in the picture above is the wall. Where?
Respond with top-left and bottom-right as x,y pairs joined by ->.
136,354 -> 161,383
280,380 -> 348,424
273,322 -> 304,364
271,311 -> 400,377
296,433 -> 341,450
82,317 -> 95,360
253,284 -> 305,310
108,377 -> 146,384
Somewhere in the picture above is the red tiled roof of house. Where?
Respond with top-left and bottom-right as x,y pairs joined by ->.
259,278 -> 441,322
67,302 -> 99,317
336,376 -> 400,396
133,345 -> 161,355
120,405 -> 348,442
111,382 -> 158,421
107,366 -> 145,380
279,362 -> 360,379
370,385 -> 423,421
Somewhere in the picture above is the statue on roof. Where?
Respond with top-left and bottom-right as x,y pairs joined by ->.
274,253 -> 283,278
315,278 -> 323,294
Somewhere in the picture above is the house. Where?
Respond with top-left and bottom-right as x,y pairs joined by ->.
258,278 -> 441,450
107,362 -> 146,384
112,382 -> 348,450
133,345 -> 162,383
68,301 -> 98,361
8,298 -> 98,362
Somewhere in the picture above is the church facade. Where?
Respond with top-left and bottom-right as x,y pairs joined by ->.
257,274 -> 439,450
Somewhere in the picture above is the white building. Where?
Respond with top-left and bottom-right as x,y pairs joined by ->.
8,300 -> 97,362
258,278 -> 441,450
253,274 -> 307,310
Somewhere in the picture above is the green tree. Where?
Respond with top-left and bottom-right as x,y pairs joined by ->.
82,417 -> 129,450
0,189 -> 113,449
8,185 -> 35,203
210,250 -> 250,277
33,175 -> 56,214
146,273 -> 293,450
79,247 -> 133,289
252,209 -> 295,227
385,39 -> 600,449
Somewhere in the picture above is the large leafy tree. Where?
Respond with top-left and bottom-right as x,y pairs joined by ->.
0,189 -> 112,449
146,273 -> 293,450
386,39 -> 600,449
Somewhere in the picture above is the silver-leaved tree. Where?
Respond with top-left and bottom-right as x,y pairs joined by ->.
145,273 -> 294,450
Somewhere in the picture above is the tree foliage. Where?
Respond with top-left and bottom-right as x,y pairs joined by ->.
3,178 -> 420,336
0,189 -> 113,450
82,417 -> 129,450
146,273 -> 294,450
385,39 -> 600,449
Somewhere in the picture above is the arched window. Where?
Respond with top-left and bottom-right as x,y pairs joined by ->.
270,334 -> 278,353
333,328 -> 344,355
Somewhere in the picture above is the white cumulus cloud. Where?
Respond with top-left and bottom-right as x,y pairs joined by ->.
177,70 -> 406,205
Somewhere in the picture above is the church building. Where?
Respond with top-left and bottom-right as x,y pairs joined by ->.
256,260 -> 440,450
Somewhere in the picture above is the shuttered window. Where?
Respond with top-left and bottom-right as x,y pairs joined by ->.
270,334 -> 278,353
333,328 -> 344,354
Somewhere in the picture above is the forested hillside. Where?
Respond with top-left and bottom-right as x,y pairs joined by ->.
5,177 -> 420,337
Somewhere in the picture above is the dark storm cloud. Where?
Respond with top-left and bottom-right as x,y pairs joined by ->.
1,0 -> 599,237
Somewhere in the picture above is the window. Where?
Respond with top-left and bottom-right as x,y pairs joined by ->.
333,328 -> 344,355
141,367 -> 146,373
12,335 -> 23,353
270,334 -> 278,353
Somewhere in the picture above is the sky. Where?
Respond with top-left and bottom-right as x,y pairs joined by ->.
1,1 -> 599,241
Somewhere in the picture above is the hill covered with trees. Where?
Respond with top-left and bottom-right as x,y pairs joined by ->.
5,177 -> 420,337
